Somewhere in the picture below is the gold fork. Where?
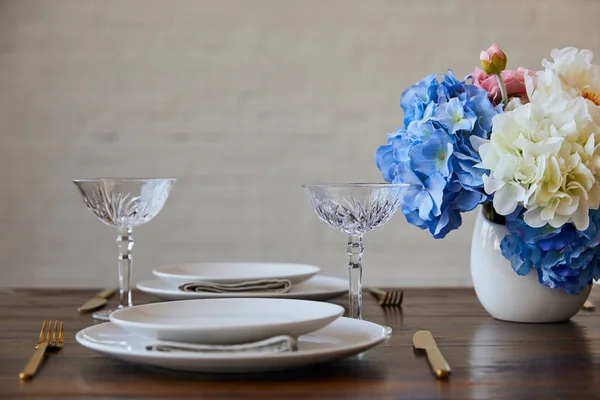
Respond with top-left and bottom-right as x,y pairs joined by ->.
19,320 -> 64,381
369,288 -> 404,307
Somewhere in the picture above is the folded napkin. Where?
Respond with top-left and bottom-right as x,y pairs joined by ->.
178,279 -> 292,293
145,335 -> 298,354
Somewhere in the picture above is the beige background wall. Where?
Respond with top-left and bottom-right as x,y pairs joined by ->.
1,0 -> 599,288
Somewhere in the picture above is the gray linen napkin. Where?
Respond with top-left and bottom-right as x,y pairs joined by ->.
178,279 -> 292,293
145,335 -> 298,354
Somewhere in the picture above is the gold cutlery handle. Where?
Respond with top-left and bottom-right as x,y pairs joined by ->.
78,297 -> 108,313
19,342 -> 49,380
425,347 -> 451,379
369,287 -> 386,297
97,288 -> 116,299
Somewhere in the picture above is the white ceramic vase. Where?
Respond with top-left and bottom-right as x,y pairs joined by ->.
470,208 -> 591,323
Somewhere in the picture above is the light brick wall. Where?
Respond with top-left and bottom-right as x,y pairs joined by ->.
1,0 -> 599,287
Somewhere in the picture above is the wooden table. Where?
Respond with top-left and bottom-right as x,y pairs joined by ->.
1,288 -> 599,399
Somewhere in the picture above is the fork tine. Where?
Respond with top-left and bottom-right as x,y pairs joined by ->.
379,291 -> 402,307
385,292 -> 393,306
37,321 -> 47,344
45,320 -> 53,343
59,321 -> 64,346
376,290 -> 404,307
52,320 -> 58,346
380,293 -> 388,306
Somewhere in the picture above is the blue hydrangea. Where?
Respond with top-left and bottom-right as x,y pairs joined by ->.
375,71 -> 501,238
501,209 -> 600,294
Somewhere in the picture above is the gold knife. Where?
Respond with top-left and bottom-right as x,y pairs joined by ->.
78,288 -> 116,313
413,330 -> 451,379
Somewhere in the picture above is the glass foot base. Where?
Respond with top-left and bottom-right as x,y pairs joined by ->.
92,309 -> 116,321
382,325 -> 393,337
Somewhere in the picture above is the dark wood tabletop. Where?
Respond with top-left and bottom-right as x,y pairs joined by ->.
1,288 -> 599,400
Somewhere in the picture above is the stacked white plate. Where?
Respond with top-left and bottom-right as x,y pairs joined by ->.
76,298 -> 387,372
137,262 -> 348,301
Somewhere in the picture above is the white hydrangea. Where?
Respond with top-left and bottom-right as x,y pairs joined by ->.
478,60 -> 600,230
541,47 -> 600,123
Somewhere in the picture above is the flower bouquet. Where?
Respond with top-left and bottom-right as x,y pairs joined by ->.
375,45 -> 600,321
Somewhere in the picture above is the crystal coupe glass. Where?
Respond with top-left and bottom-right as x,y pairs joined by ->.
74,178 -> 176,320
302,183 -> 410,335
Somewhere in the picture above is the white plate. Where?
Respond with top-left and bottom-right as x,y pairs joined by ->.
76,318 -> 385,373
137,275 -> 348,301
152,262 -> 320,285
109,298 -> 344,344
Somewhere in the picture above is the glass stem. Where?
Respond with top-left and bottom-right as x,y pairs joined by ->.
347,234 -> 364,319
116,227 -> 134,309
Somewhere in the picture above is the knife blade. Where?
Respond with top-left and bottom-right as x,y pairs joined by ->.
95,288 -> 117,299
78,288 -> 116,313
413,330 -> 451,379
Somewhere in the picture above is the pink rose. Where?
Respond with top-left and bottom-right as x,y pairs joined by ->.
472,67 -> 535,105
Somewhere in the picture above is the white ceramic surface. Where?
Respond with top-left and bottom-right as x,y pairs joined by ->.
109,298 -> 344,344
470,209 -> 591,323
137,275 -> 347,301
76,318 -> 386,373
152,262 -> 320,285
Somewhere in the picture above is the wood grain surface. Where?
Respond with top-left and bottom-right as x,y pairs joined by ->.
0,288 -> 599,399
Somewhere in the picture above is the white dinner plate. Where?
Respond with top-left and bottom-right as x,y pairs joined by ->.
109,298 -> 344,344
152,262 -> 320,285
137,275 -> 348,301
76,318 -> 386,373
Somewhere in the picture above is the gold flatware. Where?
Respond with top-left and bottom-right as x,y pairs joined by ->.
583,298 -> 595,311
413,330 -> 451,379
369,287 -> 403,307
78,288 -> 116,313
20,320 -> 64,381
